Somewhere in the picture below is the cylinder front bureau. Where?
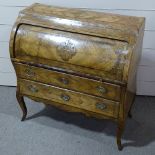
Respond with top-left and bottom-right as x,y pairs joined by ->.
9,3 -> 145,150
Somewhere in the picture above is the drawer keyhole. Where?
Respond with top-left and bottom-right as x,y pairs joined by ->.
96,103 -> 107,111
25,68 -> 35,77
59,77 -> 69,85
61,94 -> 70,102
28,85 -> 38,93
96,86 -> 107,94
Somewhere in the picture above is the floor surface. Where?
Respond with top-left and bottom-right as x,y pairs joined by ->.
0,86 -> 155,155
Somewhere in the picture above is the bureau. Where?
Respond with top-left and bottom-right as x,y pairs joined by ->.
9,3 -> 145,150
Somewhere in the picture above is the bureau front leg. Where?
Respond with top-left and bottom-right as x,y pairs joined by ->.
128,95 -> 136,119
116,119 -> 125,151
116,88 -> 126,151
16,91 -> 27,121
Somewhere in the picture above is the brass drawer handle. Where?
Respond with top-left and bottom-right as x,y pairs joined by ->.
61,94 -> 70,102
96,86 -> 107,94
59,77 -> 69,85
25,68 -> 35,77
96,103 -> 107,111
28,85 -> 38,93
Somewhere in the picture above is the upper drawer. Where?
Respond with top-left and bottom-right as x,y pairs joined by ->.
14,24 -> 129,82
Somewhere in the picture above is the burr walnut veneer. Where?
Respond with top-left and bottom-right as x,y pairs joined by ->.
9,3 -> 145,150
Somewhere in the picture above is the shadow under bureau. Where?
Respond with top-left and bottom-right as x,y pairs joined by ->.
9,3 -> 145,150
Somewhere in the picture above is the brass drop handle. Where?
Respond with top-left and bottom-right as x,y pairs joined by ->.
59,77 -> 69,85
61,94 -> 70,102
96,103 -> 107,111
96,86 -> 107,94
28,85 -> 38,93
25,68 -> 35,77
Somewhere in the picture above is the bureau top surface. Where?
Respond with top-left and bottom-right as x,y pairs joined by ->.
17,3 -> 145,44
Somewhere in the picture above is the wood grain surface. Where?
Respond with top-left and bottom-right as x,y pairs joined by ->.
15,62 -> 121,101
19,79 -> 119,118
10,3 -> 145,150
14,24 -> 129,82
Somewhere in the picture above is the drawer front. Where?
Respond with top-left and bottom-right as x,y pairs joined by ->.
15,63 -> 120,101
19,79 -> 119,118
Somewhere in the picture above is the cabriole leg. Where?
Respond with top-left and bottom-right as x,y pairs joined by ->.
116,120 -> 125,151
16,91 -> 27,121
116,87 -> 126,151
128,95 -> 136,118
128,109 -> 132,118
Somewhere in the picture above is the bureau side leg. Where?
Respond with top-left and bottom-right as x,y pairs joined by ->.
128,109 -> 132,118
117,120 -> 125,151
16,91 -> 27,121
116,88 -> 126,151
128,95 -> 135,118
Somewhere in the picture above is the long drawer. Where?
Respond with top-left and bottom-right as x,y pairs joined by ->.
15,63 -> 121,101
19,79 -> 119,118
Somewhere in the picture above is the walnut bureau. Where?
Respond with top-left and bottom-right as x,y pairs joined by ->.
9,3 -> 145,150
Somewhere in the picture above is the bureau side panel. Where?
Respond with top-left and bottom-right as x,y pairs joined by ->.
124,20 -> 145,118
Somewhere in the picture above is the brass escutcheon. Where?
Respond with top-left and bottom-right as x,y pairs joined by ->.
28,85 -> 38,93
61,94 -> 70,102
96,103 -> 107,111
59,77 -> 69,85
25,68 -> 35,77
96,86 -> 107,94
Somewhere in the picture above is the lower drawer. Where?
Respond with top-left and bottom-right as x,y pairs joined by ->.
19,79 -> 119,118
